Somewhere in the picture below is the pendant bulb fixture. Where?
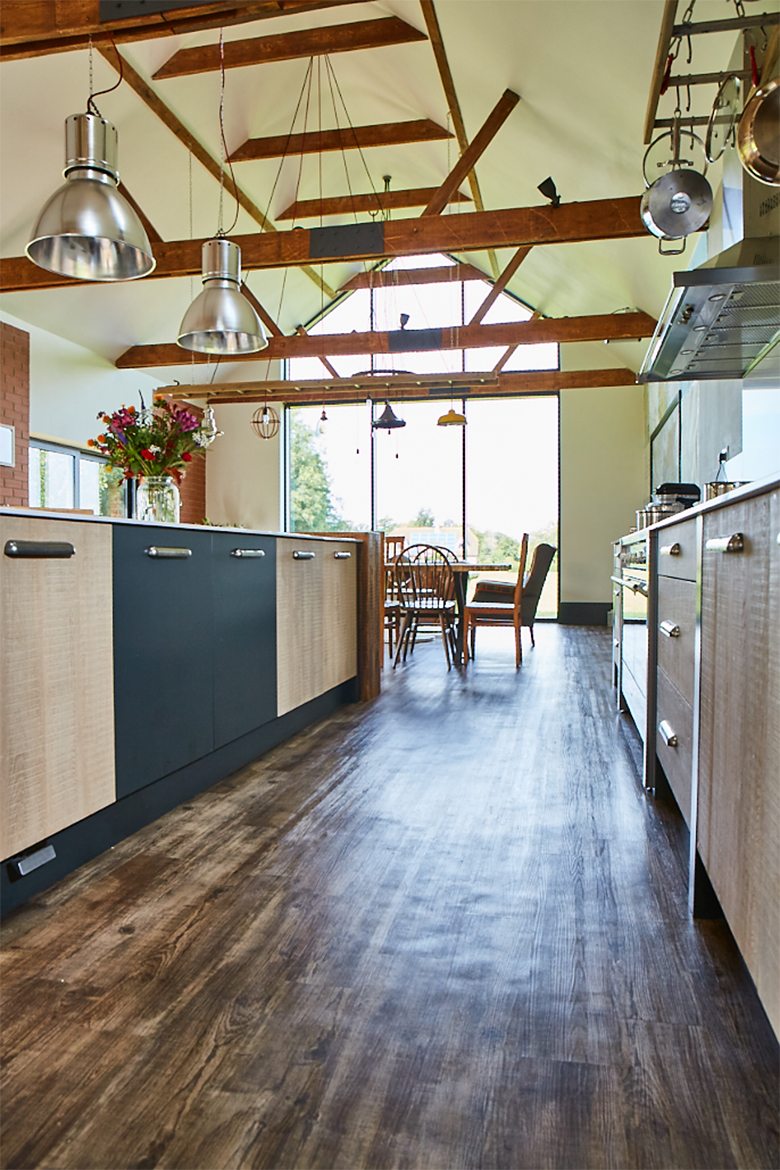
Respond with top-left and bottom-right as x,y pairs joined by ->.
372,401 -> 406,430
177,238 -> 268,354
26,113 -> 156,281
437,407 -> 467,427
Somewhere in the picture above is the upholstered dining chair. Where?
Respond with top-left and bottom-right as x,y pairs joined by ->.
463,534 -> 530,668
469,542 -> 556,651
393,544 -> 457,670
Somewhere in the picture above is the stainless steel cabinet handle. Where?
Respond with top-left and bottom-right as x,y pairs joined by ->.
333,551 -> 351,559
610,574 -> 648,597
659,620 -> 681,638
705,533 -> 744,553
145,546 -> 192,559
293,550 -> 316,560
659,720 -> 678,747
660,542 -> 681,557
230,548 -> 265,558
4,540 -> 75,559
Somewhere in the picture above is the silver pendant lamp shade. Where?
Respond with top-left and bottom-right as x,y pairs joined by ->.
26,113 -> 156,281
177,238 -> 268,354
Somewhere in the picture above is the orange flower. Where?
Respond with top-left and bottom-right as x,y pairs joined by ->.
87,438 -> 95,447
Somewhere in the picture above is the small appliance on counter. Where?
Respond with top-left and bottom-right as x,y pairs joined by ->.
703,451 -> 750,501
636,482 -> 701,529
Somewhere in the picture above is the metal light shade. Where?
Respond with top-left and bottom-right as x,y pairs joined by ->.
437,407 -> 467,426
178,238 -> 268,354
26,113 -> 155,281
372,401 -> 406,429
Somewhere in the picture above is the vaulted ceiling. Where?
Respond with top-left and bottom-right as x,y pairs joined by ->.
0,0 -> 766,391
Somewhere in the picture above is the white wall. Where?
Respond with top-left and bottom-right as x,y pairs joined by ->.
205,401 -> 283,531
0,308 -> 161,448
559,363 -> 647,609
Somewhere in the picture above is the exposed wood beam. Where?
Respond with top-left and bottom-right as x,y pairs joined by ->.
162,367 -> 637,405
153,16 -> 427,79
493,345 -> 518,373
419,0 -> 498,278
233,119 -> 452,163
340,263 -> 488,291
0,197 -> 650,293
278,188 -> 470,221
468,246 -> 532,326
644,0 -> 680,145
240,282 -> 282,336
115,312 -> 655,369
119,186 -> 164,245
422,89 -> 519,217
295,325 -> 340,378
0,1 -> 365,61
95,44 -> 335,300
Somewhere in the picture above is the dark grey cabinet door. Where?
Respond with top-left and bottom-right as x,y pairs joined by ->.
210,532 -> 277,747
113,524 -> 215,796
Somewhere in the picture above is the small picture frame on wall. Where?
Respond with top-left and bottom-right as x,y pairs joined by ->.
0,423 -> 15,467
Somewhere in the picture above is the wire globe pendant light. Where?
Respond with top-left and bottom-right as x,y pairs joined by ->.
177,238 -> 267,354
26,112 -> 156,281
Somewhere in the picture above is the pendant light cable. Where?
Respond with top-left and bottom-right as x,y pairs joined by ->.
217,28 -> 240,237
87,33 -> 123,115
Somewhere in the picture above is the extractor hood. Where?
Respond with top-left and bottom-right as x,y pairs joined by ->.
637,236 -> 780,383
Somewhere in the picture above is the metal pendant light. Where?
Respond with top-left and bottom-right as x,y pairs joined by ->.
177,238 -> 268,354
26,113 -> 156,281
372,401 -> 406,429
193,405 -> 223,448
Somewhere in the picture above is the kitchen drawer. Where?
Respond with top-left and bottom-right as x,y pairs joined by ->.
656,668 -> 694,826
656,576 -> 696,705
656,518 -> 697,582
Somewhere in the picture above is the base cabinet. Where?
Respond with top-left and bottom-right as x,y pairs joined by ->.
113,525 -> 214,798
0,516 -> 116,858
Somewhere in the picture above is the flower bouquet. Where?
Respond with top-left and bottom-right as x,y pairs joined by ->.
89,396 -> 213,523
88,395 -> 208,483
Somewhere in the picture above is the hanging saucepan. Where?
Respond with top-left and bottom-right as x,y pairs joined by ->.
737,76 -> 780,186
641,126 -> 713,255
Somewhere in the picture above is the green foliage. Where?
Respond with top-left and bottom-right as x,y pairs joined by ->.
409,507 -> 435,527
473,523 -> 559,570
290,415 -> 346,532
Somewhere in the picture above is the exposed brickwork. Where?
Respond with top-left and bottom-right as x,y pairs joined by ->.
0,322 -> 30,508
180,452 -> 206,525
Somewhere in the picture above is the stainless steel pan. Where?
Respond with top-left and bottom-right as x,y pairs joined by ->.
737,76 -> 780,186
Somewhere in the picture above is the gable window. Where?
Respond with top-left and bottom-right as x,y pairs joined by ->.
28,439 -> 127,516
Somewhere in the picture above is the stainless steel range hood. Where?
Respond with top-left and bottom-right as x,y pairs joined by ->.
637,236 -> 780,383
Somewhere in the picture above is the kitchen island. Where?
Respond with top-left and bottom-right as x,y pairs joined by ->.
0,510 -> 380,914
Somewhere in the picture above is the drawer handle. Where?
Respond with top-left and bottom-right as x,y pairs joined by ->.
659,720 -> 678,748
705,533 -> 744,553
145,546 -> 192,559
660,542 -> 681,557
333,551 -> 351,559
659,620 -> 681,638
4,539 -> 75,559
293,550 -> 316,560
230,548 -> 265,558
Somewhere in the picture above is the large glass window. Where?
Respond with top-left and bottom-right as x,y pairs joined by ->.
288,403 -> 371,532
28,440 -> 126,516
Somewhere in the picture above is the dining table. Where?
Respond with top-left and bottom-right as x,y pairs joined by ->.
385,560 -> 512,666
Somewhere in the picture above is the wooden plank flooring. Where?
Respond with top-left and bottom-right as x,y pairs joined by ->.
1,626 -> 777,1170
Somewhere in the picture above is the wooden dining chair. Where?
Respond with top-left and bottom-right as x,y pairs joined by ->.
393,544 -> 457,670
463,534 -> 529,668
383,535 -> 406,658
471,542 -> 556,649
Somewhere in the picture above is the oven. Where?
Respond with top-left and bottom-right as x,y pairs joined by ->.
612,532 -> 649,743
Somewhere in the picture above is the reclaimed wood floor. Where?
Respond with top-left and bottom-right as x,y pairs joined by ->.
1,626 -> 777,1170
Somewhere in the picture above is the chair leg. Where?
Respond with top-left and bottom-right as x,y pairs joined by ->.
469,620 -> 476,661
393,612 -> 412,668
439,613 -> 452,671
514,617 -> 522,669
529,624 -> 535,647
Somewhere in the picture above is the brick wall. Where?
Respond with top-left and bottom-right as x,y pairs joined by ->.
0,322 -> 30,508
180,452 -> 206,525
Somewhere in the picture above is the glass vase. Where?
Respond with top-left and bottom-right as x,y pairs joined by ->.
135,476 -> 180,524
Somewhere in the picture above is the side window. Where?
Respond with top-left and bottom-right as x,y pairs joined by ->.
28,441 -> 127,516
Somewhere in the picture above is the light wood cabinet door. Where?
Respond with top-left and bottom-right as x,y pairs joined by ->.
276,538 -> 324,716
698,491 -> 780,1037
0,517 -> 116,859
321,542 -> 357,693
